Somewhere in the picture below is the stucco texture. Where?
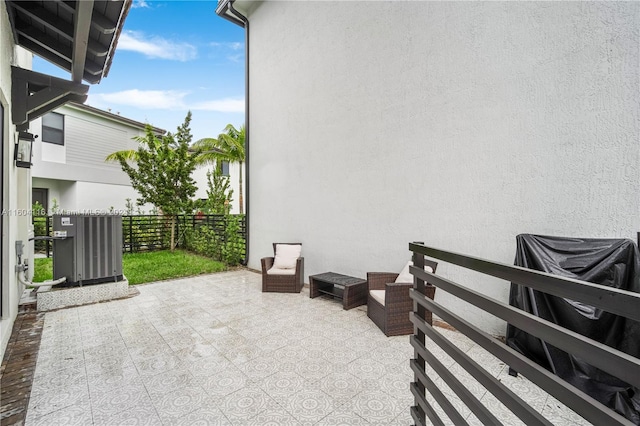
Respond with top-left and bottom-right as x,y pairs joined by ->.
247,2 -> 639,335
1,0 -> 33,357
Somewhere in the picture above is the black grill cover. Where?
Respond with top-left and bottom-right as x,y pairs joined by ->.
506,234 -> 640,424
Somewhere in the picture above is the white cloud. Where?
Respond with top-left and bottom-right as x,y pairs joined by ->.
226,53 -> 244,63
210,41 -> 244,51
192,98 -> 245,113
89,91 -> 244,113
119,31 -> 197,61
89,90 -> 188,110
209,42 -> 245,63
131,0 -> 150,8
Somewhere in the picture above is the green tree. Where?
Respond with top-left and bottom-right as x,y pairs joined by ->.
222,214 -> 245,266
112,112 -> 199,250
50,198 -> 60,214
125,198 -> 134,215
205,166 -> 234,215
192,123 -> 246,214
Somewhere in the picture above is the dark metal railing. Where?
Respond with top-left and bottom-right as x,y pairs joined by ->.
33,216 -> 52,257
409,242 -> 640,426
122,214 -> 172,253
33,214 -> 246,258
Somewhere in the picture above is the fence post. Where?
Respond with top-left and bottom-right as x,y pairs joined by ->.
242,215 -> 246,256
222,215 -> 226,245
190,214 -> 196,250
46,216 -> 51,258
175,215 -> 179,249
129,216 -> 133,253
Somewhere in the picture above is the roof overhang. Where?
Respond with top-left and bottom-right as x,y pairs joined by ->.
6,0 -> 132,84
65,102 -> 166,135
6,0 -> 131,129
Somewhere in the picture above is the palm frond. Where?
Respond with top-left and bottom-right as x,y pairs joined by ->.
192,137 -> 219,149
105,149 -> 138,162
191,138 -> 227,165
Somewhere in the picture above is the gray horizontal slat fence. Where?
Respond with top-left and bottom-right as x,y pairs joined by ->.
409,242 -> 639,426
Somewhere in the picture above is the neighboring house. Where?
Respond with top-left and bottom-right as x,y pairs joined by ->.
1,0 -> 130,359
30,102 -> 244,215
31,103 -> 165,214
192,160 -> 244,214
218,1 -> 640,336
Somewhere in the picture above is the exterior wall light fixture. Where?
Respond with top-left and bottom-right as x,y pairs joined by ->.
15,131 -> 36,168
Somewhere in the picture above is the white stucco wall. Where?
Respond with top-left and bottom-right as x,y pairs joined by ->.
0,0 -> 34,358
39,139 -> 65,164
246,2 -> 640,336
73,181 -> 145,213
32,178 -> 150,213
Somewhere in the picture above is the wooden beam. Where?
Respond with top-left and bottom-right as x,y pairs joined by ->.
58,0 -> 117,34
11,67 -> 89,127
17,25 -> 73,63
72,0 -> 94,83
10,1 -> 74,41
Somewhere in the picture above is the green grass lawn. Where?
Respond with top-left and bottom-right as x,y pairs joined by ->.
33,256 -> 54,283
33,250 -> 227,285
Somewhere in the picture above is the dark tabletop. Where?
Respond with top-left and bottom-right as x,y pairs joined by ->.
310,272 -> 366,286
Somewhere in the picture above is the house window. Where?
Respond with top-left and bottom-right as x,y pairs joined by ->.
220,160 -> 230,176
42,112 -> 64,145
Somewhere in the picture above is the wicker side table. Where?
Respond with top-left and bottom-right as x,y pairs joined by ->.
309,272 -> 368,310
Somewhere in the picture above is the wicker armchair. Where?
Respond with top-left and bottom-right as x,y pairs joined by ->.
367,258 -> 438,336
261,243 -> 304,293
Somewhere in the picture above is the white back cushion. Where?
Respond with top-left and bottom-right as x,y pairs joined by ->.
394,261 -> 434,283
273,244 -> 301,269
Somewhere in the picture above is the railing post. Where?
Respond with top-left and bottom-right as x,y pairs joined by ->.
412,241 -> 426,425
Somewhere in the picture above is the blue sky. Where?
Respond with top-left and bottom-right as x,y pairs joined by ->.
33,0 -> 245,142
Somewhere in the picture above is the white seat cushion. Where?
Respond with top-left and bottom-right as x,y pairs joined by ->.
267,266 -> 296,275
395,261 -> 434,283
273,244 -> 301,269
370,289 -> 386,306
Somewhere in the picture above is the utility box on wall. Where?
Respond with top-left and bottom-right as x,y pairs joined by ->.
52,214 -> 123,286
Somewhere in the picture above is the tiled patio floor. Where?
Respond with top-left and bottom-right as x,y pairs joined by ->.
25,270 -> 590,425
